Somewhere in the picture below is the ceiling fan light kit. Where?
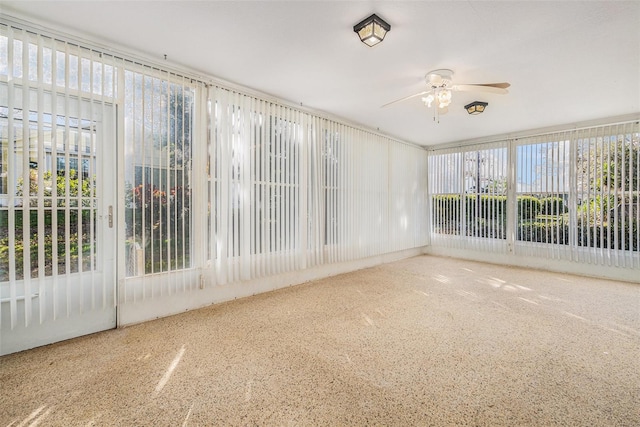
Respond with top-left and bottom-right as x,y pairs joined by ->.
353,14 -> 390,47
436,89 -> 452,108
464,101 -> 488,115
421,94 -> 435,108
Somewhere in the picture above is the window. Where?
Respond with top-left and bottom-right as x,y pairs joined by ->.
323,127 -> 341,245
430,145 -> 507,240
576,127 -> 639,253
516,139 -> 570,245
124,71 -> 194,276
430,152 -> 463,236
464,147 -> 507,239
430,123 -> 639,268
251,112 -> 300,255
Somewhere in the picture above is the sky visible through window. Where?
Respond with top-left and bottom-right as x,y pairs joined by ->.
516,141 -> 570,194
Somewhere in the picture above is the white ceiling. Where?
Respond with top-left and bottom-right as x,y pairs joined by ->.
2,1 -> 639,147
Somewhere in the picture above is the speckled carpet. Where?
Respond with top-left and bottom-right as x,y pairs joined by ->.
1,255 -> 639,426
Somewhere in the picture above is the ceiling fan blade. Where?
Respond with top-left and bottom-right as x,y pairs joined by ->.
481,82 -> 510,89
381,90 -> 432,108
451,84 -> 509,94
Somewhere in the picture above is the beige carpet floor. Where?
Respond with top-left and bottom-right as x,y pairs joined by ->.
1,255 -> 639,426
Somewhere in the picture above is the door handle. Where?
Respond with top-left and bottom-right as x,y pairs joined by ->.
108,205 -> 113,228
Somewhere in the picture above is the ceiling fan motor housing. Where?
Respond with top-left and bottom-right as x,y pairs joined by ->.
426,69 -> 454,88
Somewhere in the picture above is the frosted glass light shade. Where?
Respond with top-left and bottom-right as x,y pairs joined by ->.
465,101 -> 489,115
354,14 -> 391,47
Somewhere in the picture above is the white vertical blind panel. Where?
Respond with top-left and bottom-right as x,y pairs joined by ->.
313,116 -> 322,267
21,28 -> 33,326
0,23 -> 118,339
306,116 -> 320,267
240,93 -> 251,282
429,149 -> 463,249
2,19 -> 436,351
336,121 -> 343,262
416,150 -> 429,247
276,104 -> 284,273
429,123 -> 638,270
87,48 -> 96,311
429,141 -> 508,252
344,125 -> 351,260
49,37 -> 60,319
575,122 -> 639,268
206,88 -> 313,286
231,92 -> 241,283
5,25 -> 17,329
260,100 -> 268,276
63,42 -> 73,313
35,33 -> 45,322
250,98 -> 257,278
516,131 -> 583,262
293,109 -> 301,270
284,104 -> 292,269
429,141 -> 508,253
338,123 -> 344,261
121,62 -> 199,302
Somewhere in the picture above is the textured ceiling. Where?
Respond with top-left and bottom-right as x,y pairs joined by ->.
2,1 -> 639,146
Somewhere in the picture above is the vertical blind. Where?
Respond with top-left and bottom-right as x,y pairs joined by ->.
208,89 -> 304,285
0,24 -> 118,328
574,123 -> 639,267
390,141 -> 429,251
121,65 -> 204,302
2,19 -> 430,326
206,85 -> 429,287
429,141 -> 509,252
514,132 -> 573,260
429,122 -> 640,269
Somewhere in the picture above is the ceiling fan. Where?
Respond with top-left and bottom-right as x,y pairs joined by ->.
382,69 -> 510,115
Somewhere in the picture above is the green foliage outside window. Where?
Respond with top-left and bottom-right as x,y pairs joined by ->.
124,183 -> 191,275
432,193 -> 638,251
0,171 -> 94,281
540,196 -> 568,215
517,195 -> 541,220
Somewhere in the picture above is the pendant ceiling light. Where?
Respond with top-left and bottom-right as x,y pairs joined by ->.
353,14 -> 391,47
464,101 -> 489,115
